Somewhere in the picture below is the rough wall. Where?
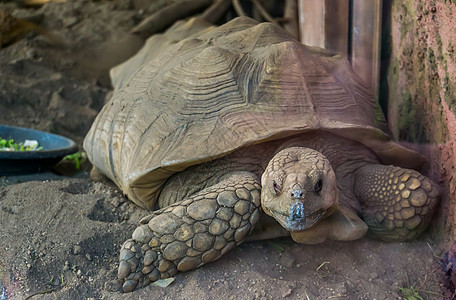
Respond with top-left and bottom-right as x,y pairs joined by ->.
385,0 -> 456,248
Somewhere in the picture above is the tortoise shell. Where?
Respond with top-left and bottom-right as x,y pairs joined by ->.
84,17 -> 424,209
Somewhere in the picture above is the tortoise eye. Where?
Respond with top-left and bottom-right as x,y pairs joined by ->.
315,179 -> 323,194
272,180 -> 281,195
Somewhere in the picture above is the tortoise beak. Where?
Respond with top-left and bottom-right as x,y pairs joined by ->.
284,200 -> 328,231
265,197 -> 331,231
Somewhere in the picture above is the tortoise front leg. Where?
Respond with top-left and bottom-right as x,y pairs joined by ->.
354,164 -> 439,241
117,172 -> 261,292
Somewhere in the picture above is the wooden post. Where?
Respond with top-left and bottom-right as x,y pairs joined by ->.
351,0 -> 382,99
298,0 -> 382,99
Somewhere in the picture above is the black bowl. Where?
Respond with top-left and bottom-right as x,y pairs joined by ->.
0,125 -> 78,175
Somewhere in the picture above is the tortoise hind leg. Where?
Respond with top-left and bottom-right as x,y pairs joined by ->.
354,164 -> 439,241
117,172 -> 261,292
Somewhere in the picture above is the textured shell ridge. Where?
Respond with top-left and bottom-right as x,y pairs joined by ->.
84,17 -> 425,209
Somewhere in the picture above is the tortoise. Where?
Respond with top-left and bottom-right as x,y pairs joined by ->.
83,17 -> 440,292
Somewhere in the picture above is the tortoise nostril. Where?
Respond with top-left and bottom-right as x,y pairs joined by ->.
290,189 -> 303,199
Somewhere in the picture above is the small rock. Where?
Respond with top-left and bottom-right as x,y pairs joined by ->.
282,288 -> 292,297
63,261 -> 70,271
104,279 -> 123,292
370,272 -> 379,279
73,245 -> 82,255
48,92 -> 65,110
26,49 -> 38,60
86,254 -> 92,261
279,253 -> 295,269
63,16 -> 79,27
11,205 -> 21,214
111,196 -> 125,208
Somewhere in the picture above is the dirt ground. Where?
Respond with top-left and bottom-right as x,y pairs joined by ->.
0,1 -> 452,299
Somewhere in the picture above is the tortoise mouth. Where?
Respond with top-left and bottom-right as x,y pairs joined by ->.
272,207 -> 327,231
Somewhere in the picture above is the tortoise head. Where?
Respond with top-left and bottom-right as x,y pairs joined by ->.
261,147 -> 338,232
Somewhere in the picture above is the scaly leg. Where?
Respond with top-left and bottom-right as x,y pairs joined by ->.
354,164 -> 439,241
117,172 -> 261,292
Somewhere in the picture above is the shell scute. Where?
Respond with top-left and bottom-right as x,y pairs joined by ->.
84,17 -> 425,209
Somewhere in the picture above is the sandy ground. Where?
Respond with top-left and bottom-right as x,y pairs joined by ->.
0,1 -> 451,299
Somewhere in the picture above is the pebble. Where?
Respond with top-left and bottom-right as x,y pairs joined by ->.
63,16 -> 79,28
111,196 -> 125,208
73,245 -> 82,255
26,49 -> 38,60
63,261 -> 70,271
11,205 -> 21,214
282,288 -> 292,297
370,272 -> 379,279
279,253 -> 295,269
104,279 -> 122,292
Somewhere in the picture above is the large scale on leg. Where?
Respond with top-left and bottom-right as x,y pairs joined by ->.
83,17 -> 440,292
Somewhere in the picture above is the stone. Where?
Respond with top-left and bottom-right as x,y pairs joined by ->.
73,245 -> 82,255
